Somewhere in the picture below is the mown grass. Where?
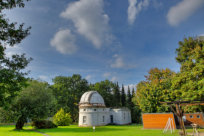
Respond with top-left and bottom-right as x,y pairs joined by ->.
38,124 -> 179,136
0,125 -> 41,136
2,124 -> 204,136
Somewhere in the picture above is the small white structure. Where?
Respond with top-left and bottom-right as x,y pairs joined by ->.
78,91 -> 131,126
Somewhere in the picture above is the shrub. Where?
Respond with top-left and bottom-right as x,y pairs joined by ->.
32,120 -> 57,129
53,108 -> 72,126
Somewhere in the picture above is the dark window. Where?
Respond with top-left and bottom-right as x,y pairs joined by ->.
110,115 -> 113,123
197,115 -> 200,118
103,116 -> 105,122
94,109 -> 97,111
83,109 -> 86,111
190,115 -> 193,118
83,116 -> 86,124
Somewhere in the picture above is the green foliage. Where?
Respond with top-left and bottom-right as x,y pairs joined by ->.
53,108 -> 72,126
0,0 -> 32,107
12,80 -> 56,129
113,82 -> 121,107
52,74 -> 89,122
127,86 -> 132,108
121,84 -> 126,107
131,105 -> 141,123
32,120 -> 57,129
171,37 -> 204,112
92,80 -> 115,107
134,37 -> 204,113
134,68 -> 175,113
0,108 -> 15,123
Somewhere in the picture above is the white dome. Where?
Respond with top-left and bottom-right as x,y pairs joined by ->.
79,91 -> 105,107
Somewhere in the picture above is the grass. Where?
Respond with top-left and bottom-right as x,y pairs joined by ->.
0,125 -> 42,136
1,124 -> 204,136
38,124 -> 179,136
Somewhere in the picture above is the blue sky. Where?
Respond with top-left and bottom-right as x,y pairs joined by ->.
4,0 -> 204,89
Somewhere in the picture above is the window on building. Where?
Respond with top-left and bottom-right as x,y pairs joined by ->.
124,113 -> 125,120
83,109 -> 86,111
94,109 -> 97,111
103,116 -> 105,122
190,115 -> 193,118
197,115 -> 200,118
83,116 -> 87,124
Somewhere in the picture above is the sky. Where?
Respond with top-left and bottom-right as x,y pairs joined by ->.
4,0 -> 204,90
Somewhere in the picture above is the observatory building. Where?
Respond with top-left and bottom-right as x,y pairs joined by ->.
78,91 -> 131,127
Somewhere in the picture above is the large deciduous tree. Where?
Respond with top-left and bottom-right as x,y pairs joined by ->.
134,68 -> 175,113
12,80 -> 56,129
171,37 -> 204,112
52,74 -> 89,122
0,0 -> 32,107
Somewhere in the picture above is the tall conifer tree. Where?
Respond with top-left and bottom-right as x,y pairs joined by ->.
121,84 -> 126,107
113,82 -> 121,107
127,86 -> 132,108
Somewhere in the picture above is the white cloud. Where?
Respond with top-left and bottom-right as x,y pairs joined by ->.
50,29 -> 77,54
111,54 -> 125,68
128,0 -> 149,25
60,0 -> 111,48
110,54 -> 137,69
167,0 -> 204,26
85,75 -> 92,81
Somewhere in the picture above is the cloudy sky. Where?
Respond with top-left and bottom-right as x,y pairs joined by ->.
4,0 -> 204,88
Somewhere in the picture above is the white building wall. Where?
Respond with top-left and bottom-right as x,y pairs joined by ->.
110,108 -> 132,125
79,108 -> 109,126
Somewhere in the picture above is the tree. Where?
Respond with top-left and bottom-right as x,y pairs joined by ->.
132,88 -> 135,97
0,0 -> 32,107
92,80 -> 115,107
12,80 -> 56,129
0,107 -> 15,123
134,68 -> 175,113
121,84 -> 126,107
53,108 -> 72,126
131,89 -> 141,123
113,82 -> 121,107
171,37 -> 204,112
127,86 -> 132,108
52,74 -> 89,122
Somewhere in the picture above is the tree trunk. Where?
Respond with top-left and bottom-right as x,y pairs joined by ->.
15,117 -> 26,130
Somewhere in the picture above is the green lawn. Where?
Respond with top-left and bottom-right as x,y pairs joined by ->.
38,125 -> 179,136
3,124 -> 203,136
0,125 -> 42,136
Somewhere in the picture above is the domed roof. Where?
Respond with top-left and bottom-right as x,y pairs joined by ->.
79,91 -> 105,107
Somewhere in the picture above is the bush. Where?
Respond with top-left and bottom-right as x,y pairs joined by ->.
32,120 -> 57,129
53,108 -> 72,126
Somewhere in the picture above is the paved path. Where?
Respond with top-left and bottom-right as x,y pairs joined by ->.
32,130 -> 50,136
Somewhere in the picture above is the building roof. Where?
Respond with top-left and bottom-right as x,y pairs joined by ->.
79,91 -> 105,108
